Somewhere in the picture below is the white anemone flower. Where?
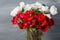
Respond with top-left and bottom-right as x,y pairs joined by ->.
10,6 -> 21,16
50,5 -> 58,15
30,4 -> 37,9
19,2 -> 25,7
24,4 -> 32,11
41,6 -> 49,12
34,2 -> 42,8
44,14 -> 51,18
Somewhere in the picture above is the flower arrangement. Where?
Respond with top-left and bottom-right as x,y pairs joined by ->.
10,2 -> 58,32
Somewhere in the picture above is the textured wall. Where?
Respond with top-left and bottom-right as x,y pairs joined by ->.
0,0 -> 60,40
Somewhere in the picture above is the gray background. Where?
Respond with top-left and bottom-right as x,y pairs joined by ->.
0,0 -> 60,40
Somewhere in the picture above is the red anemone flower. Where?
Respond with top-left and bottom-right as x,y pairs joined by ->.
40,21 -> 49,32
45,16 -> 54,26
16,12 -> 24,19
11,16 -> 17,24
18,23 -> 23,29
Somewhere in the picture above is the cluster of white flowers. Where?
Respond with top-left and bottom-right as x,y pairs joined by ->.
10,2 -> 58,18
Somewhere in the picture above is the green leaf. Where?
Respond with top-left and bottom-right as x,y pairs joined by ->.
22,8 -> 24,12
29,28 -> 33,32
17,20 -> 23,23
29,28 -> 36,32
35,8 -> 41,13
43,11 -> 49,14
32,28 -> 36,31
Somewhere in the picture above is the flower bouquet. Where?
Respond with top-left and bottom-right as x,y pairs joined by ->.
10,2 -> 58,40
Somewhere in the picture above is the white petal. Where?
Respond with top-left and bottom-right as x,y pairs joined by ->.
41,6 -> 49,12
19,2 -> 25,7
10,6 -> 20,16
44,14 -> 51,18
34,2 -> 42,8
35,2 -> 41,6
30,4 -> 37,9
30,4 -> 35,8
24,4 -> 31,11
50,5 -> 58,15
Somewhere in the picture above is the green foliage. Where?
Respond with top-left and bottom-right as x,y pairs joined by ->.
17,20 -> 23,23
22,8 -> 24,12
43,11 -> 49,14
35,8 -> 41,13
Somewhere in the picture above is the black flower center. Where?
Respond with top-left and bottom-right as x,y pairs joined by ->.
35,21 -> 39,25
41,25 -> 46,29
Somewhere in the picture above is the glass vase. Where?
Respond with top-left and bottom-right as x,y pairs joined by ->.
26,28 -> 43,40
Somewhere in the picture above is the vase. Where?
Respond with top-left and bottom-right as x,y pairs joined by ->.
26,28 -> 43,40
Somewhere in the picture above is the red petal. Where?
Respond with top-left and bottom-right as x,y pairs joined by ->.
45,16 -> 54,26
16,12 -> 24,19
11,16 -> 17,24
18,23 -> 23,29
25,10 -> 34,15
40,21 -> 49,32
49,18 -> 54,26
24,23 -> 28,28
